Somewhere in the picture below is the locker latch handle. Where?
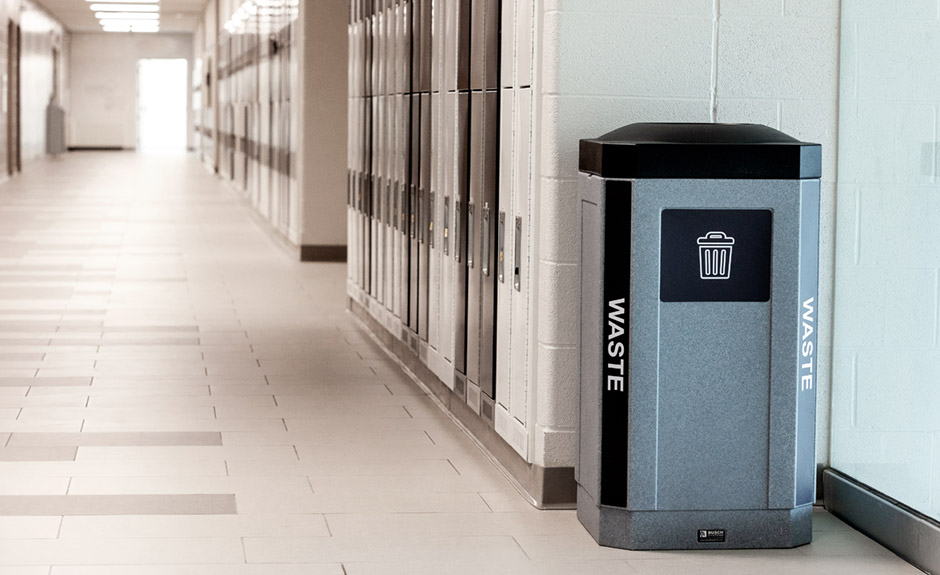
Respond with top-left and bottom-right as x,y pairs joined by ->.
482,203 -> 491,277
514,216 -> 522,291
467,201 -> 475,269
454,198 -> 462,263
428,192 -> 435,249
443,195 -> 450,256
498,210 -> 505,283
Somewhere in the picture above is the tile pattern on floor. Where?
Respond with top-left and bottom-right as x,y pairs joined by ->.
0,153 -> 922,573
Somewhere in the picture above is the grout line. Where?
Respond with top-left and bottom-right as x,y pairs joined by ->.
282,418 -> 289,432
341,564 -> 348,575
293,445 -> 300,461
213,406 -> 218,419
447,459 -> 461,476
402,406 -> 413,419
478,492 -> 494,512
65,477 -> 72,495
224,460 -> 230,477
272,395 -> 279,407
511,536 -> 531,560
241,537 -> 248,564
55,516 -> 64,539
384,384 -> 394,396
307,476 -> 316,495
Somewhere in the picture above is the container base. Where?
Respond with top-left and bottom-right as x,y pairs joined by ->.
577,485 -> 813,550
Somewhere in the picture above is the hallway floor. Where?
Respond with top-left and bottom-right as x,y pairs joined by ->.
0,152 -> 921,574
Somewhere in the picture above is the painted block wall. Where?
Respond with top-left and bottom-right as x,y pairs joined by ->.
831,1 -> 940,522
535,0 -> 840,467
69,33 -> 194,150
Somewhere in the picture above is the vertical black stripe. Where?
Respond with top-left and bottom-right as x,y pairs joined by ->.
600,180 -> 632,508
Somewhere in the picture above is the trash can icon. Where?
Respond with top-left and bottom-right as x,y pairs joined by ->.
698,231 -> 734,280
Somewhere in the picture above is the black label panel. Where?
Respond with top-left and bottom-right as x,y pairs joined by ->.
600,181 -> 631,508
660,209 -> 772,302
697,529 -> 727,543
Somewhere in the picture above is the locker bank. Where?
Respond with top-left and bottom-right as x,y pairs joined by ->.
0,0 -> 931,572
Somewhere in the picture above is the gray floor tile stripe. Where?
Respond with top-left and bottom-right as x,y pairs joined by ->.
7,432 -> 223,447
0,494 -> 237,516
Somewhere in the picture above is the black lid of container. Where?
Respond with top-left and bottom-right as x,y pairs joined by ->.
579,123 -> 821,179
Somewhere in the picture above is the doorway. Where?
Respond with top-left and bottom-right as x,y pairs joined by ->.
137,58 -> 187,152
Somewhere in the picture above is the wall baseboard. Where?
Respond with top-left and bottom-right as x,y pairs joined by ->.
67,146 -> 125,152
824,468 -> 940,574
300,245 -> 347,262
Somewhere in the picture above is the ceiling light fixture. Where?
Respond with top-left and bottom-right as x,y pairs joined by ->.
90,4 -> 159,11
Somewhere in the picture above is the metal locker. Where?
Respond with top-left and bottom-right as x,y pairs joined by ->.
428,91 -> 442,352
510,87 -> 531,425
478,91 -> 499,404
408,94 -> 420,331
392,93 -> 403,319
439,90 -> 457,373
516,0 -> 533,88
418,92 -> 432,341
500,0 -> 515,89
469,0 -> 485,91
453,92 -> 470,375
495,88 -> 513,412
483,0 -> 499,91
420,0 -> 432,93
466,91 -> 484,391
456,0 -> 471,91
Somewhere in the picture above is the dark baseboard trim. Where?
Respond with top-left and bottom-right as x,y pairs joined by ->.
301,245 -> 347,262
824,468 -> 940,574
348,295 -> 577,509
67,146 -> 126,152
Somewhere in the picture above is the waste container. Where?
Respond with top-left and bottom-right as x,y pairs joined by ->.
577,123 -> 821,550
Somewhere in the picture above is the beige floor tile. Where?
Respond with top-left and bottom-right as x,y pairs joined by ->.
244,534 -> 527,564
0,537 -> 244,565
59,514 -> 329,539
51,565 -> 343,575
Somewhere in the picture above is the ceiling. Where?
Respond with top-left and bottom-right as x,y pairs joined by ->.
35,0 -> 211,33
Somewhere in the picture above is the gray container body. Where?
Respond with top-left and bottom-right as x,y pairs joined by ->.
577,123 -> 820,550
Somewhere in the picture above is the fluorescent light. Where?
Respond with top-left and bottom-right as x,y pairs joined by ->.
90,3 -> 159,11
96,12 -> 159,19
103,26 -> 159,33
99,19 -> 160,27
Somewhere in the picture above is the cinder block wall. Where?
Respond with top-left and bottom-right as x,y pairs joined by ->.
533,0 -> 841,469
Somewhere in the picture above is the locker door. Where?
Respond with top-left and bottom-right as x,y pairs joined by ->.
478,91 -> 498,404
428,90 -> 442,352
453,92 -> 470,375
510,87 -> 532,426
408,94 -> 420,331
439,90 -> 457,378
465,91 -> 483,392
495,88 -> 513,413
418,92 -> 431,341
